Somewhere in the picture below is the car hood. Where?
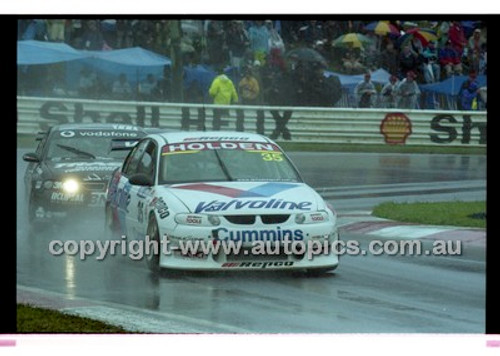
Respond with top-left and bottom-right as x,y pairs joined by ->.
43,160 -> 122,181
164,181 -> 323,214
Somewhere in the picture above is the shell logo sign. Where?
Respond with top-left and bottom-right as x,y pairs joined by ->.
380,113 -> 412,144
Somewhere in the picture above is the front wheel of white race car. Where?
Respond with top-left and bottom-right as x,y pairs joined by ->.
104,204 -> 118,239
146,214 -> 160,274
305,266 -> 338,277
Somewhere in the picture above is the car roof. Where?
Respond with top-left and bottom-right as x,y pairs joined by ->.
51,123 -> 146,132
150,131 -> 273,145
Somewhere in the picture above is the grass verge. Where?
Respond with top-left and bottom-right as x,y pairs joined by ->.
17,304 -> 129,333
371,201 -> 486,228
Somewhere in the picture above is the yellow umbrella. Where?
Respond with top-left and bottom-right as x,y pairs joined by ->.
332,33 -> 374,48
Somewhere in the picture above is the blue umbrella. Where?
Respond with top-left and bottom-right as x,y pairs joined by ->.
461,21 -> 480,37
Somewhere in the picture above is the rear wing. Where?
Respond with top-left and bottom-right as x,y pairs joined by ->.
110,138 -> 140,151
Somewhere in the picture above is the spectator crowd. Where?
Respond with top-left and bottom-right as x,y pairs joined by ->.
18,19 -> 487,111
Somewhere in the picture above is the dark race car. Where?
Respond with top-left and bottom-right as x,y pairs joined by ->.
23,123 -> 147,231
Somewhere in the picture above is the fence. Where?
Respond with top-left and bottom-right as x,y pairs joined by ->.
17,96 -> 486,147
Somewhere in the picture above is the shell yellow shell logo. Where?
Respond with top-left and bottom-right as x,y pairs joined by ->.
380,113 -> 412,144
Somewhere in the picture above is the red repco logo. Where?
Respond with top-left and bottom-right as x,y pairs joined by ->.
380,113 -> 412,144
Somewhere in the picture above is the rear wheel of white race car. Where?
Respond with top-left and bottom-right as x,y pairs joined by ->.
146,214 -> 160,274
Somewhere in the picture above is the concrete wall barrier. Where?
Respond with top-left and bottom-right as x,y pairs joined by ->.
17,96 -> 486,147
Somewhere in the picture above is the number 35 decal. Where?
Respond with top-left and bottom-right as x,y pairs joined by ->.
261,153 -> 283,161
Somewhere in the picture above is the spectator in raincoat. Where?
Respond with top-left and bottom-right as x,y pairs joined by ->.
137,73 -> 161,127
395,70 -> 420,109
111,73 -> 132,100
467,29 -> 486,73
458,71 -> 480,110
209,69 -> 239,130
248,20 -> 270,65
379,75 -> 399,108
354,72 -> 377,108
237,66 -> 264,133
421,41 -> 441,83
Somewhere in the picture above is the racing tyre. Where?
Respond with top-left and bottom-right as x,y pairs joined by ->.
146,214 -> 160,274
27,199 -> 47,237
305,266 -> 337,277
104,204 -> 118,239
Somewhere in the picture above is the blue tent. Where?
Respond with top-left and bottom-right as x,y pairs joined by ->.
420,75 -> 487,95
65,47 -> 172,92
184,65 -> 216,95
17,40 -> 91,65
324,68 -> 391,91
17,41 -> 173,95
84,47 -> 172,67
17,40 -> 172,67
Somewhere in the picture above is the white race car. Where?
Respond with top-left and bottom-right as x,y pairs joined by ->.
105,131 -> 339,274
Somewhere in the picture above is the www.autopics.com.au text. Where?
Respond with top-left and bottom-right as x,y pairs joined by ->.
48,235 -> 462,261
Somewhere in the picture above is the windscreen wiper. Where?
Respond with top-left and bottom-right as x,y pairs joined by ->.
56,144 -> 96,159
213,150 -> 234,181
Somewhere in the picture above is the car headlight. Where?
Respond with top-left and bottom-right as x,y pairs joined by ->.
295,211 -> 330,224
62,179 -> 80,194
175,213 -> 220,226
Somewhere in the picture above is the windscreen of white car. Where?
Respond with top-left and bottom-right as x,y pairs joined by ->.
159,141 -> 302,184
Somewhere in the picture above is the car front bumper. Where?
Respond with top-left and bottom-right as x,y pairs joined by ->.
29,187 -> 107,224
156,222 -> 340,271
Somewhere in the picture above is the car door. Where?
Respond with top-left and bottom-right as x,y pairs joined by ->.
123,139 -> 157,239
112,139 -> 150,238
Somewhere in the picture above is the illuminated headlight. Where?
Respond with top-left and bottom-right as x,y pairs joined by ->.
175,213 -> 220,226
295,211 -> 330,224
62,179 -> 80,194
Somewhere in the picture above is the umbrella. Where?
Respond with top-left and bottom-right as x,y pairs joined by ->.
461,21 -> 480,37
397,28 -> 438,49
405,28 -> 438,44
332,33 -> 374,48
363,21 -> 400,36
285,47 -> 328,67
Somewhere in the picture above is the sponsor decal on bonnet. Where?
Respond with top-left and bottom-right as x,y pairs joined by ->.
195,199 -> 312,213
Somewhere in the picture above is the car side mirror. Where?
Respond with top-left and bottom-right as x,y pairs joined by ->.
23,152 -> 40,163
129,173 -> 154,186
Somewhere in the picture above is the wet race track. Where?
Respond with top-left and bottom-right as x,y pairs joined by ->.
17,150 -> 486,333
